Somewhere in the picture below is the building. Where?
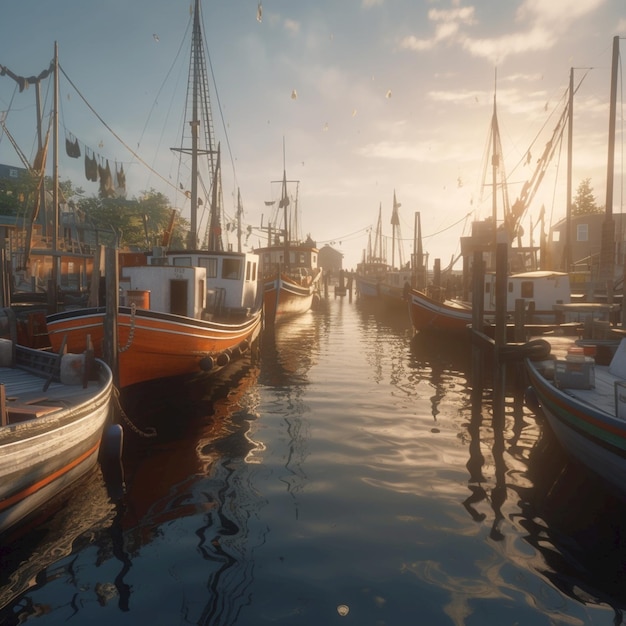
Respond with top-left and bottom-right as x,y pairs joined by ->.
318,244 -> 343,273
549,212 -> 626,292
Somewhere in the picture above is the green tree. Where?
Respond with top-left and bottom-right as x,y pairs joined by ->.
77,190 -> 188,249
572,178 -> 603,215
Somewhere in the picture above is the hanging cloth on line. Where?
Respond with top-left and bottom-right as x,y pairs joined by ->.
84,149 -> 98,182
65,132 -> 81,158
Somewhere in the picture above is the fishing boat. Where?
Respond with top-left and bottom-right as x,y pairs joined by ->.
0,316 -> 114,535
409,270 -> 572,334
355,192 -> 412,309
44,0 -> 263,389
255,150 -> 321,325
409,74 -> 575,334
525,337 -> 626,498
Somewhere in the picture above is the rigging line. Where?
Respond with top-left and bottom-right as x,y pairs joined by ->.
58,64 -> 177,193
422,211 -> 473,240
201,11 -> 238,195
137,19 -> 191,154
316,224 -> 390,245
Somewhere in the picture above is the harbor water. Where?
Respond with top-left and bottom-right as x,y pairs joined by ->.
2,294 -> 626,625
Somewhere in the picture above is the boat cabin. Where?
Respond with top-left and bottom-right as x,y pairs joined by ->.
483,270 -> 571,312
118,248 -> 260,317
255,242 -> 319,281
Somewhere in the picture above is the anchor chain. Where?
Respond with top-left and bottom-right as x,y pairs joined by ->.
118,303 -> 136,353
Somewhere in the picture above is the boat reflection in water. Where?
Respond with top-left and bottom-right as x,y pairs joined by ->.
259,309 -> 323,519
0,468 -> 116,614
520,426 -> 626,620
0,357 -> 266,626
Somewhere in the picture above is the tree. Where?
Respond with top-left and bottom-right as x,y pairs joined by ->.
77,190 -> 188,249
572,178 -> 603,215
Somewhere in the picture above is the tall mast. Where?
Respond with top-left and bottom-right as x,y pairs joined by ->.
599,35 -> 619,290
281,139 -> 289,268
51,42 -> 59,301
189,0 -> 200,248
172,0 -> 218,250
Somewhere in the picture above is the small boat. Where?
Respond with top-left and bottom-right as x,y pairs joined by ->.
45,0 -> 264,389
0,325 -> 114,535
255,150 -> 321,325
525,338 -> 626,498
409,270 -> 572,334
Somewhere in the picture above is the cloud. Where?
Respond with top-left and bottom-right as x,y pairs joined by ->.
400,0 -> 606,63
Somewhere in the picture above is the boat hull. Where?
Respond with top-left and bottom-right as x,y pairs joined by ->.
46,306 -> 263,388
263,273 -> 321,325
0,347 -> 113,534
408,289 -> 472,333
525,358 -> 626,497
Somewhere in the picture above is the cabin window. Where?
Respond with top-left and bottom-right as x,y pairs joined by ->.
299,253 -> 305,265
198,257 -> 217,278
252,262 -> 257,281
246,261 -> 251,281
576,223 -> 588,242
173,256 -> 192,267
222,258 -> 241,280
9,168 -> 18,179
520,281 -> 534,298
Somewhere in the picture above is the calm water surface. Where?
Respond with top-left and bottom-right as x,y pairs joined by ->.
2,294 -> 626,625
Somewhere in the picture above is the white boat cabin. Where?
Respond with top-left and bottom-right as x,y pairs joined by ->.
255,241 -> 319,281
483,270 -> 571,312
119,249 -> 259,318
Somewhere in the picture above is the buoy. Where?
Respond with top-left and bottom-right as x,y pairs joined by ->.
100,423 -> 125,501
524,386 -> 541,413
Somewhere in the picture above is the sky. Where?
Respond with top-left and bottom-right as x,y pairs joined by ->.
0,0 -> 624,271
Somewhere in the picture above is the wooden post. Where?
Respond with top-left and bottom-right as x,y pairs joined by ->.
514,299 -> 525,343
0,383 -> 6,427
103,247 -> 120,388
471,251 -> 485,390
493,242 -> 508,428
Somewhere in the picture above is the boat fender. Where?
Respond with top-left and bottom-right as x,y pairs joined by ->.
100,423 -> 126,501
239,339 -> 250,354
524,386 -> 541,414
199,355 -> 215,371
216,350 -> 231,367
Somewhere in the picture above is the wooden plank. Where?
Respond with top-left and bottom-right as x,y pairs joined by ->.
6,402 -> 60,419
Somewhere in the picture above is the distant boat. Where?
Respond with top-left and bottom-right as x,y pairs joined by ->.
45,0 -> 263,389
525,337 -> 626,498
355,192 -> 412,310
255,150 -> 321,325
0,325 -> 114,535
409,270 -> 572,334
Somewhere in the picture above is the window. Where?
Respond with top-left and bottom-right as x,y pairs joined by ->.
246,261 -> 251,281
577,223 -> 588,242
520,281 -> 534,298
198,257 -> 217,278
222,258 -> 241,280
173,256 -> 192,267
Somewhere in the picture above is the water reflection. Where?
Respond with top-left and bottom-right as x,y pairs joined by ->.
0,469 -> 116,614
519,426 -> 626,620
259,314 -> 323,521
0,359 -> 266,625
